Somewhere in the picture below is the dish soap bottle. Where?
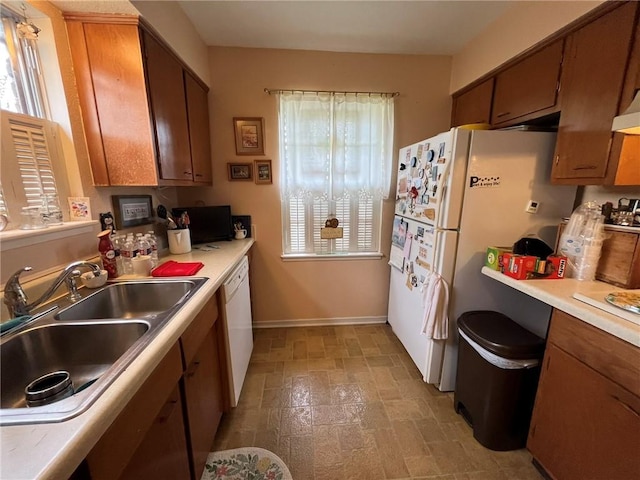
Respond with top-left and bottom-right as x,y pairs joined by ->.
98,229 -> 118,279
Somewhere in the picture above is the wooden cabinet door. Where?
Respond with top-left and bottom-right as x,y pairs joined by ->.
183,328 -> 224,479
451,78 -> 494,127
491,40 -> 563,125
143,31 -> 193,182
185,72 -> 213,184
528,344 -> 640,480
119,385 -> 191,480
552,2 -> 637,182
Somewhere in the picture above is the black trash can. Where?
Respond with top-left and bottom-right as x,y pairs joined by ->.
454,310 -> 545,451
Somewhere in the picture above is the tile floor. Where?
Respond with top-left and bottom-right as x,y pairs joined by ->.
212,324 -> 543,480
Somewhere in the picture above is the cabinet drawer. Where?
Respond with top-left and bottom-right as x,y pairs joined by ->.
549,309 -> 640,397
180,294 -> 219,368
491,40 -> 563,125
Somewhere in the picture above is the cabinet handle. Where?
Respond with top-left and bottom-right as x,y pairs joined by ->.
572,165 -> 597,171
611,394 -> 640,418
185,360 -> 201,378
496,112 -> 510,118
184,171 -> 192,176
195,174 -> 203,177
157,398 -> 179,423
555,154 -> 559,166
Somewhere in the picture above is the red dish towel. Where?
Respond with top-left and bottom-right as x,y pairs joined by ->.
151,260 -> 204,277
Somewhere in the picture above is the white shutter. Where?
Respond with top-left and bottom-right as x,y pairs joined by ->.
288,196 -> 307,253
9,116 -> 58,207
312,199 -> 329,254
335,198 -> 350,253
356,196 -> 375,251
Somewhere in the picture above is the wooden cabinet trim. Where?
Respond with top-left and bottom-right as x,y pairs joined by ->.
548,309 -> 640,397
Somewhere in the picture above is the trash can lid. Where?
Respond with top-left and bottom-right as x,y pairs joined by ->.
457,310 -> 545,360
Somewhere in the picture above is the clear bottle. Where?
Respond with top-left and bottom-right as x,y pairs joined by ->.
146,232 -> 158,267
121,234 -> 134,274
112,234 -> 124,276
137,233 -> 151,257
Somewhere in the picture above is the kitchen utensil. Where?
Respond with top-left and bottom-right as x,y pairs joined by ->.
157,205 -> 167,219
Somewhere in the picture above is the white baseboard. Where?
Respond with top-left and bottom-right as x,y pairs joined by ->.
253,316 -> 387,329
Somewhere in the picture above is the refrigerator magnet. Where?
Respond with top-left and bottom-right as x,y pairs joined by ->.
426,150 -> 435,162
418,168 -> 425,178
438,142 -> 445,158
417,144 -> 424,159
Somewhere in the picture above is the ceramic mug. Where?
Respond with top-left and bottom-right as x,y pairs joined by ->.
235,229 -> 247,240
168,229 -> 191,254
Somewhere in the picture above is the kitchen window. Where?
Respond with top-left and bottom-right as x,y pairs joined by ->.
0,5 -> 66,231
278,91 -> 394,256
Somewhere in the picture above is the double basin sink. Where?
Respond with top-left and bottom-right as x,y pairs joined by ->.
0,278 -> 207,425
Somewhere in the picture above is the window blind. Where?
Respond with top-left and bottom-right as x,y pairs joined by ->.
278,91 -> 394,255
9,116 -> 58,207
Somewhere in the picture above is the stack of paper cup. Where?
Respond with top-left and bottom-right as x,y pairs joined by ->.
559,201 -> 605,281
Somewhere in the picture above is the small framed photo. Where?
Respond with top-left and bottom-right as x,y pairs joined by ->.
111,194 -> 154,229
254,159 -> 272,184
227,162 -> 253,181
233,117 -> 265,155
67,196 -> 91,221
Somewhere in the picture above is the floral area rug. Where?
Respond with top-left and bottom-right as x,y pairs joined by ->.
201,447 -> 293,480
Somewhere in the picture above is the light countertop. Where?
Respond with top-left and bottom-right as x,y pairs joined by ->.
481,266 -> 640,347
0,239 -> 254,480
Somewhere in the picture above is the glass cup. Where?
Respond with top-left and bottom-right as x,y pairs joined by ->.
20,207 -> 47,230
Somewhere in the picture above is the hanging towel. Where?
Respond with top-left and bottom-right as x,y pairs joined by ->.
420,271 -> 450,340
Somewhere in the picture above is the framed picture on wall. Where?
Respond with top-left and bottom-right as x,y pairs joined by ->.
254,159 -> 272,184
233,117 -> 265,155
227,162 -> 253,181
111,194 -> 154,229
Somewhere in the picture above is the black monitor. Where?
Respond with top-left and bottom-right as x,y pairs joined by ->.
171,205 -> 233,243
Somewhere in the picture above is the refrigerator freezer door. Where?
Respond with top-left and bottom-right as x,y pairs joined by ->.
394,129 -> 470,229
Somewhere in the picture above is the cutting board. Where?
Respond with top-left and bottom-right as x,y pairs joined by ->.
573,289 -> 640,326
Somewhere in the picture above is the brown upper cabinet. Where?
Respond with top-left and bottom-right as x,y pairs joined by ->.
491,40 -> 563,126
551,1 -> 638,184
451,1 -> 640,186
451,78 -> 494,127
65,14 -> 212,186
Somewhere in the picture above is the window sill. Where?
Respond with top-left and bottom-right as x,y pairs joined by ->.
0,221 -> 99,252
281,252 -> 384,261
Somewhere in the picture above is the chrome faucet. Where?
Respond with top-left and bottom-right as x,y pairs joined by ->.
3,261 -> 102,318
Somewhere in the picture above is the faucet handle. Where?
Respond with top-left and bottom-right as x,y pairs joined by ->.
3,266 -> 33,317
65,269 -> 83,302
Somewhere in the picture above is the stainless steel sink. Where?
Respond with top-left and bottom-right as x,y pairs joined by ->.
0,277 -> 207,425
55,280 -> 200,321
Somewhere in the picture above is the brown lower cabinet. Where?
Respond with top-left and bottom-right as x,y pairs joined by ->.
76,293 -> 225,480
528,309 -> 640,480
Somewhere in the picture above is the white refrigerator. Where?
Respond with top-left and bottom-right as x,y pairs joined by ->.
387,128 -> 577,392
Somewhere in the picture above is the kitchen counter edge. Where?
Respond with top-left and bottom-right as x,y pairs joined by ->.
481,266 -> 640,347
0,239 -> 254,480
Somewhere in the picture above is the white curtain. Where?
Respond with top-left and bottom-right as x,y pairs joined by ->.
278,91 -> 394,202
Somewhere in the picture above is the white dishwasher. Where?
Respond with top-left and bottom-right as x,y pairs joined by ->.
221,255 -> 253,407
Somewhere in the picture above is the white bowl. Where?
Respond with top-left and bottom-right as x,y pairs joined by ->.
81,270 -> 108,288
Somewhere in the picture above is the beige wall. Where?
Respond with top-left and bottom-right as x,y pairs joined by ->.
450,1 -> 604,92
176,47 -> 452,324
